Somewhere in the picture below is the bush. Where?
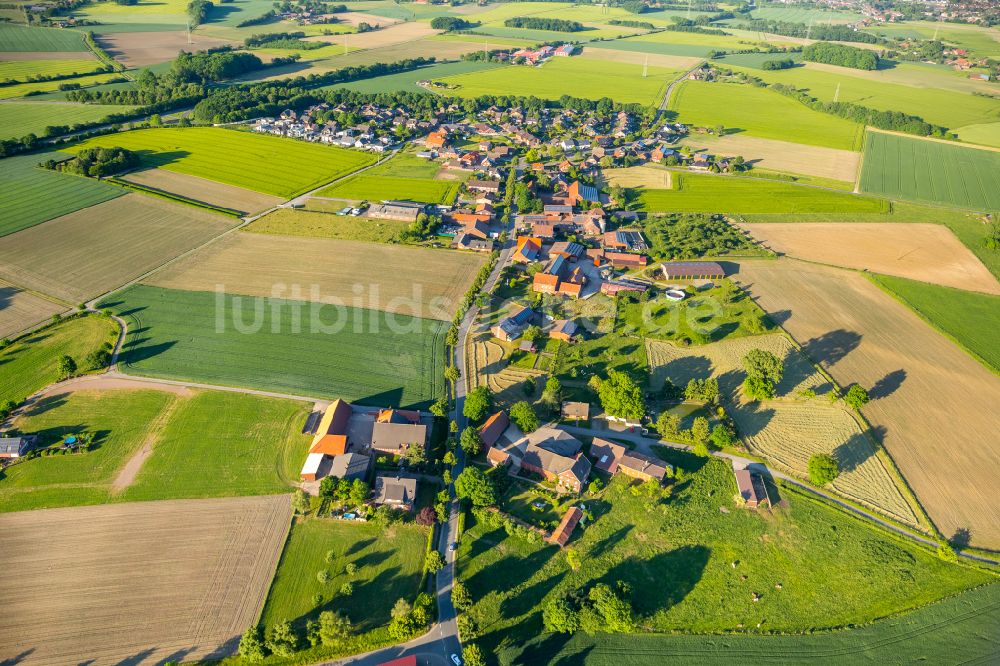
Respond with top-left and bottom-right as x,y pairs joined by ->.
509,400 -> 540,432
808,453 -> 840,486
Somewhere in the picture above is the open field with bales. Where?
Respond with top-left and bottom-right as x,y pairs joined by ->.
247,208 -> 410,243
0,193 -> 238,303
67,127 -> 377,198
635,174 -> 887,214
102,284 -> 448,408
458,458 -> 989,658
739,222 -> 1000,294
434,58 -> 678,106
261,518 -> 427,633
0,280 -> 63,339
672,81 -> 864,151
646,333 -> 917,525
146,232 -> 485,320
0,495 -> 292,665
0,151 -> 126,237
0,101 -> 138,141
859,131 -> 1000,210
0,314 -> 117,406
736,258 -> 1000,549
677,134 -> 861,183
121,168 -> 283,214
870,274 -> 1000,374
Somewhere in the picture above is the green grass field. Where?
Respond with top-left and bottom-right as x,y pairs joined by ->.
588,37 -> 730,58
636,173 -> 887,214
101,284 -> 447,408
68,127 -> 377,198
0,24 -> 88,51
0,59 -> 102,82
0,71 -> 123,100
955,121 -> 1000,149
1,387 -> 309,511
501,582 -> 1000,665
331,60 -> 503,94
246,209 -> 410,243
0,314 -> 119,405
316,174 -> 459,204
261,518 -> 427,631
459,452 -> 991,657
871,274 -> 1000,373
859,132 -> 1000,210
748,6 -> 865,23
671,81 -> 864,150
435,57 -> 678,106
0,101 -> 136,140
365,150 -> 443,179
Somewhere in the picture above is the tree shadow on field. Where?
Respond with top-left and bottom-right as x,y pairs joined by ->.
500,569 -> 566,619
133,149 -> 190,170
200,637 -> 240,663
465,541 -> 555,604
587,524 -> 633,560
950,527 -> 972,550
832,432 -> 875,474
347,537 -> 376,556
120,339 -> 177,365
19,392 -> 69,417
0,648 -> 34,666
600,546 -> 710,617
801,329 -> 861,368
870,369 -> 906,400
651,355 -> 712,391
355,387 -> 405,411
157,647 -> 195,665
115,647 -> 157,666
354,549 -> 394,570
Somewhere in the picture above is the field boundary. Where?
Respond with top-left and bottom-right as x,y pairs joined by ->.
107,176 -> 244,218
867,126 -> 1000,154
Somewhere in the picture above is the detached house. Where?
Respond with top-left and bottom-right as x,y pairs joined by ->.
487,427 -> 591,493
371,409 -> 427,456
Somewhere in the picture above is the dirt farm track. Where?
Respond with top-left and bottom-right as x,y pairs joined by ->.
735,259 -> 1000,549
0,495 -> 292,665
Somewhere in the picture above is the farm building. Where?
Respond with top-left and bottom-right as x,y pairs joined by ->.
589,438 -> 670,482
479,410 -> 510,449
603,230 -> 648,253
374,474 -> 419,511
371,409 -> 427,455
548,506 -> 583,546
452,233 -> 495,252
487,427 -> 591,493
309,399 -> 352,456
532,255 -> 587,297
661,261 -> 725,280
0,435 -> 37,459
567,181 -> 599,204
606,251 -> 648,269
467,179 -> 501,194
329,452 -> 371,481
601,279 -> 648,296
490,304 -> 534,342
300,453 -> 325,482
733,465 -> 770,508
549,241 -> 585,261
368,201 -> 426,222
549,319 -> 577,342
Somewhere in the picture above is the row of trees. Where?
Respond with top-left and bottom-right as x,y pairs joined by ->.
801,42 -> 879,71
504,17 -> 585,32
738,19 -> 881,45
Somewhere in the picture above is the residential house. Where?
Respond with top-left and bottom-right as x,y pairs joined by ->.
0,435 -> 37,459
490,304 -> 534,342
479,410 -> 510,449
513,236 -> 544,263
371,409 -> 427,456
549,319 -> 577,342
532,255 -> 586,298
487,427 -> 592,493
452,233 -> 495,252
589,438 -> 670,482
329,452 -> 371,481
567,180 -> 600,205
374,473 -> 419,511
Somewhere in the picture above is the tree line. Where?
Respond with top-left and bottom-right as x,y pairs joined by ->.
738,19 -> 882,45
801,42 -> 879,70
504,17 -> 585,32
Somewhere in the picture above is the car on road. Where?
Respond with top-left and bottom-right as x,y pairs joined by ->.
449,541 -> 458,552
450,654 -> 462,666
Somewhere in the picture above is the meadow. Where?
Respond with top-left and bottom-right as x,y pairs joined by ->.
748,5 -> 865,24
0,280 -> 63,340
332,59 -> 502,94
434,57 -> 678,106
0,193 -> 238,304
0,151 -> 125,237
67,127 -> 377,198
0,71 -> 124,100
502,582 -> 1000,665
0,58 -> 101,82
316,174 -> 459,204
261,518 -> 427,632
102,284 -> 448,408
458,456 -> 988,657
955,121 -> 1000,149
635,173 -> 887,214
859,131 -> 1000,210
247,208 -> 410,243
871,274 -> 1000,374
861,20 -> 1000,59
0,101 -> 137,141
671,81 -> 864,151
0,23 -> 87,51
0,314 -> 118,406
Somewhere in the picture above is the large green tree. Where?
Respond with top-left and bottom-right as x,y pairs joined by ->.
509,400 -> 540,432
463,386 -> 493,422
594,370 -> 646,420
454,467 -> 498,507
808,453 -> 840,486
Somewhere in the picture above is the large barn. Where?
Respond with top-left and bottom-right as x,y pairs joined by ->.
661,261 -> 725,280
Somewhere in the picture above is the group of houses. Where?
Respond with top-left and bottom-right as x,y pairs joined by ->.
490,302 -> 579,345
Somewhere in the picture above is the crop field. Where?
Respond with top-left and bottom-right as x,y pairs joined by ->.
739,222 -> 1000,294
0,495 -> 292,665
635,173 -> 887,214
145,231 -> 485,321
459,457 -> 988,659
736,258 -> 1000,548
316,174 -> 459,204
302,20 -> 438,50
0,151 -> 126,237
0,193 -> 238,304
0,24 -> 87,51
602,166 -> 672,189
0,71 -> 123,99
671,81 -> 864,151
434,58 -> 679,106
0,58 -> 101,82
955,121 -> 1000,149
247,208 -> 410,243
749,6 -> 866,24
67,127 -> 377,198
588,36 -> 738,58
677,134 -> 861,183
332,59 -> 502,94
577,45 -> 702,71
859,131 -> 1000,210
261,518 -> 427,632
645,333 -> 916,524
0,314 -> 117,406
306,37 -> 489,73
121,167 -> 282,214
0,101 -> 138,141
97,29 -> 235,68
102,284 -> 448,408
726,63 -> 1000,131
0,280 -> 63,339
871,274 -> 1000,373
504,582 -> 1000,665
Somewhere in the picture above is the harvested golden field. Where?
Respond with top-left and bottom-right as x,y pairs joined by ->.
603,166 -> 673,189
578,45 -> 703,71
736,258 -> 1000,548
0,194 -> 238,304
146,232 -> 486,321
304,21 -> 439,50
678,134 -> 861,182
122,168 -> 283,215
97,30 -> 235,68
646,333 -> 917,524
0,279 -> 63,339
468,334 -> 545,406
739,222 -> 1000,295
0,495 -> 292,666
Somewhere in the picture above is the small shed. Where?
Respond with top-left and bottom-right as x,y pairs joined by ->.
734,467 -> 770,508
300,452 -> 325,482
548,506 -> 583,547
